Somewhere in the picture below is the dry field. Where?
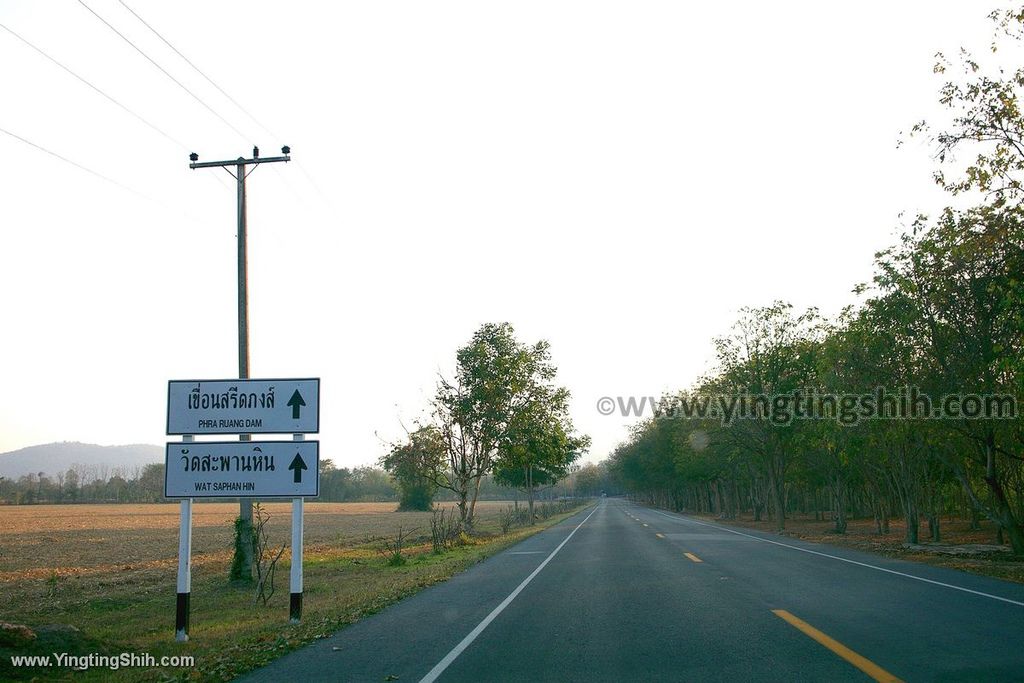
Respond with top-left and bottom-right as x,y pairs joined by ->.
0,500 -> 512,580
0,499 -> 586,681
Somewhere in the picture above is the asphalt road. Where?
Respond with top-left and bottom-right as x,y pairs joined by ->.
241,499 -> 1024,682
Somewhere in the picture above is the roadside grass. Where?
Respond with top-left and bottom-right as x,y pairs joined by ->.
0,501 -> 591,682
687,511 -> 1024,584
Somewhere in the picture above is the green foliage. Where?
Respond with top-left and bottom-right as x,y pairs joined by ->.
318,461 -> 398,502
428,322 -> 588,527
380,426 -> 444,511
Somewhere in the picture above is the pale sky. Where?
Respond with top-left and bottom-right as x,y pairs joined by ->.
0,1 -> 1009,466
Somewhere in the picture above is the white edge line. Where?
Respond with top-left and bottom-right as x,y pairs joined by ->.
649,507 -> 1024,607
418,503 -> 601,683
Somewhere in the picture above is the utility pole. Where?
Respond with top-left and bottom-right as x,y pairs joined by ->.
188,145 -> 290,581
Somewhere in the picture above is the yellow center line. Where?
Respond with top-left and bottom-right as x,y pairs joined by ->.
656,533 -> 664,538
684,552 -> 703,563
772,610 -> 903,683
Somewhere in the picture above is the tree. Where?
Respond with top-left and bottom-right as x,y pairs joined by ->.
380,425 -> 444,511
494,399 -> 589,521
137,463 -> 165,502
872,204 -> 1024,550
909,9 -> 1024,201
573,462 -> 608,497
64,468 -> 79,501
428,323 -> 584,528
711,302 -> 820,530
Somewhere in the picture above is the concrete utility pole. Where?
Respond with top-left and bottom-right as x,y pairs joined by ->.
188,145 -> 291,580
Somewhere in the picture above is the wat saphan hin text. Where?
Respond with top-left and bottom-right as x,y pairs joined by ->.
178,450 -> 277,473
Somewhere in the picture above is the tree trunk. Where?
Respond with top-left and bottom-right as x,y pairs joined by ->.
905,507 -> 919,544
981,445 -> 1024,554
969,506 -> 981,531
749,472 -> 765,522
456,489 -> 469,525
526,465 -> 535,524
466,472 -> 484,529
771,481 -> 785,531
833,488 -> 847,534
769,472 -> 785,531
767,451 -> 786,531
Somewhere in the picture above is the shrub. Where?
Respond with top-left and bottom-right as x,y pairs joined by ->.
430,508 -> 461,553
379,525 -> 415,566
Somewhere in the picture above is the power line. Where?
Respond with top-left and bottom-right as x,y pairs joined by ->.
0,125 -> 152,200
0,125 -> 222,222
117,0 -> 280,141
112,1 -> 333,212
76,0 -> 251,143
113,1 -> 317,206
0,21 -> 229,190
0,21 -> 189,152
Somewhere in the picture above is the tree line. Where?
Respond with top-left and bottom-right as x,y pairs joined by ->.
0,457 -> 605,506
0,462 -> 402,505
0,461 -> 447,505
0,463 -> 165,504
607,8 -> 1024,552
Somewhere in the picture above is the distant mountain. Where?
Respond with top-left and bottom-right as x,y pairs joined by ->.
0,442 -> 163,480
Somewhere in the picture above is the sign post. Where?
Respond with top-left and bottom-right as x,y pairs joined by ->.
291,430 -> 305,622
175,435 -> 194,642
167,378 -> 320,637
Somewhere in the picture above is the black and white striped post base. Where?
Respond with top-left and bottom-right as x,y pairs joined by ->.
175,496 -> 193,642
289,433 -> 306,624
289,495 -> 304,623
175,592 -> 190,639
